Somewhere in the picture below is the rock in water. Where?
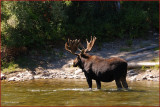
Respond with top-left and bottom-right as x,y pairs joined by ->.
1,73 -> 6,80
8,77 -> 20,81
75,69 -> 82,75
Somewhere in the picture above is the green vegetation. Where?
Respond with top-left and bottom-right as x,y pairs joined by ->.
1,1 -> 159,71
2,1 -> 158,48
1,61 -> 19,73
141,64 -> 159,71
151,57 -> 159,62
141,57 -> 159,71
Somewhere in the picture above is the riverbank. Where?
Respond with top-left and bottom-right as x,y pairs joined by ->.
1,63 -> 159,82
1,34 -> 159,82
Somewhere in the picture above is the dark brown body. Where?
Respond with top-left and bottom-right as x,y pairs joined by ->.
73,54 -> 128,89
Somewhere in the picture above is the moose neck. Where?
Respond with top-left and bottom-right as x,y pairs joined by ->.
79,53 -> 90,70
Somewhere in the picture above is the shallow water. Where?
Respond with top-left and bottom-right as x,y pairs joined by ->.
1,79 -> 159,106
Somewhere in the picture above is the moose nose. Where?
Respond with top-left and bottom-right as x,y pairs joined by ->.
73,62 -> 77,67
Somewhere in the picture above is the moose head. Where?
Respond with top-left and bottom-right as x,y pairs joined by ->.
65,36 -> 97,69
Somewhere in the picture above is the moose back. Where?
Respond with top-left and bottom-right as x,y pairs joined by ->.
65,36 -> 128,90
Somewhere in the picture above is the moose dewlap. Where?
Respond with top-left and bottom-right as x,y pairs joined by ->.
65,36 -> 128,90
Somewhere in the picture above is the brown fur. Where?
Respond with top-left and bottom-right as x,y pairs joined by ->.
73,53 -> 128,90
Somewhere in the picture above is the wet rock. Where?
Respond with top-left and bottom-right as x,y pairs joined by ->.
152,78 -> 159,81
146,69 -> 151,72
42,70 -> 50,76
8,77 -> 20,81
149,75 -> 154,78
75,69 -> 82,75
7,71 -> 34,81
147,78 -> 153,81
60,72 -> 65,75
127,70 -> 137,76
62,76 -> 67,79
129,75 -> 137,81
68,76 -> 74,79
142,76 -> 147,80
136,78 -> 141,81
74,75 -> 80,79
42,76 -> 52,79
1,73 -> 6,80
35,67 -> 44,75
34,75 -> 41,79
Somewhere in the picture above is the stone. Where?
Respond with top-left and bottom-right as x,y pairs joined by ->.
62,76 -> 67,79
142,77 -> 147,80
149,75 -> 154,78
136,78 -> 141,81
74,75 -> 80,79
68,76 -> 74,79
127,70 -> 137,76
8,77 -> 20,81
42,70 -> 51,77
35,67 -> 44,75
75,69 -> 82,75
153,78 -> 159,81
147,78 -> 153,81
142,74 -> 149,80
146,69 -> 151,72
34,75 -> 41,79
129,75 -> 137,81
1,73 -> 6,80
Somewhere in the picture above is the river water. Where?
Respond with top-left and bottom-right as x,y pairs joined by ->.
1,79 -> 159,106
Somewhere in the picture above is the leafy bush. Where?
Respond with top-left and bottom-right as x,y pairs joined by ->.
1,1 -> 67,48
1,1 -> 159,56
121,7 -> 150,39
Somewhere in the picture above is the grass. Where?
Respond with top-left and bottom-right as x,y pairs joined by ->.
151,57 -> 159,62
1,56 -> 38,74
1,48 -> 67,74
1,61 -> 20,73
2,54 -> 43,74
154,47 -> 159,51
140,57 -> 159,71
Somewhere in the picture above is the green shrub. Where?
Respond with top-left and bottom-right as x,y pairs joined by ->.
1,1 -> 159,67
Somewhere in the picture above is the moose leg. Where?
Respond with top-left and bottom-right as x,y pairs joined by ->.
115,79 -> 122,90
121,77 -> 128,89
84,72 -> 92,89
86,78 -> 92,89
96,80 -> 101,89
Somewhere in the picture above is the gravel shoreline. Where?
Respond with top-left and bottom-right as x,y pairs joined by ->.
1,64 -> 159,82
1,34 -> 159,82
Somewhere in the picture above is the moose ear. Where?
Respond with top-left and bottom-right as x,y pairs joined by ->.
80,49 -> 85,55
80,53 -> 89,59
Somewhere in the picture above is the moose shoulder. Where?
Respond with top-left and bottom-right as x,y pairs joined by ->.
65,36 -> 128,90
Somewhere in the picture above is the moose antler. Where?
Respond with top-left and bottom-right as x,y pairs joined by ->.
65,39 -> 80,55
83,36 -> 97,53
65,36 -> 97,55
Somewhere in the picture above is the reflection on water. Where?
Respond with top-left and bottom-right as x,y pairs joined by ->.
1,79 -> 159,106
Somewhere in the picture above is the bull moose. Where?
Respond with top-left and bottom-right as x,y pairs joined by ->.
65,36 -> 128,90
